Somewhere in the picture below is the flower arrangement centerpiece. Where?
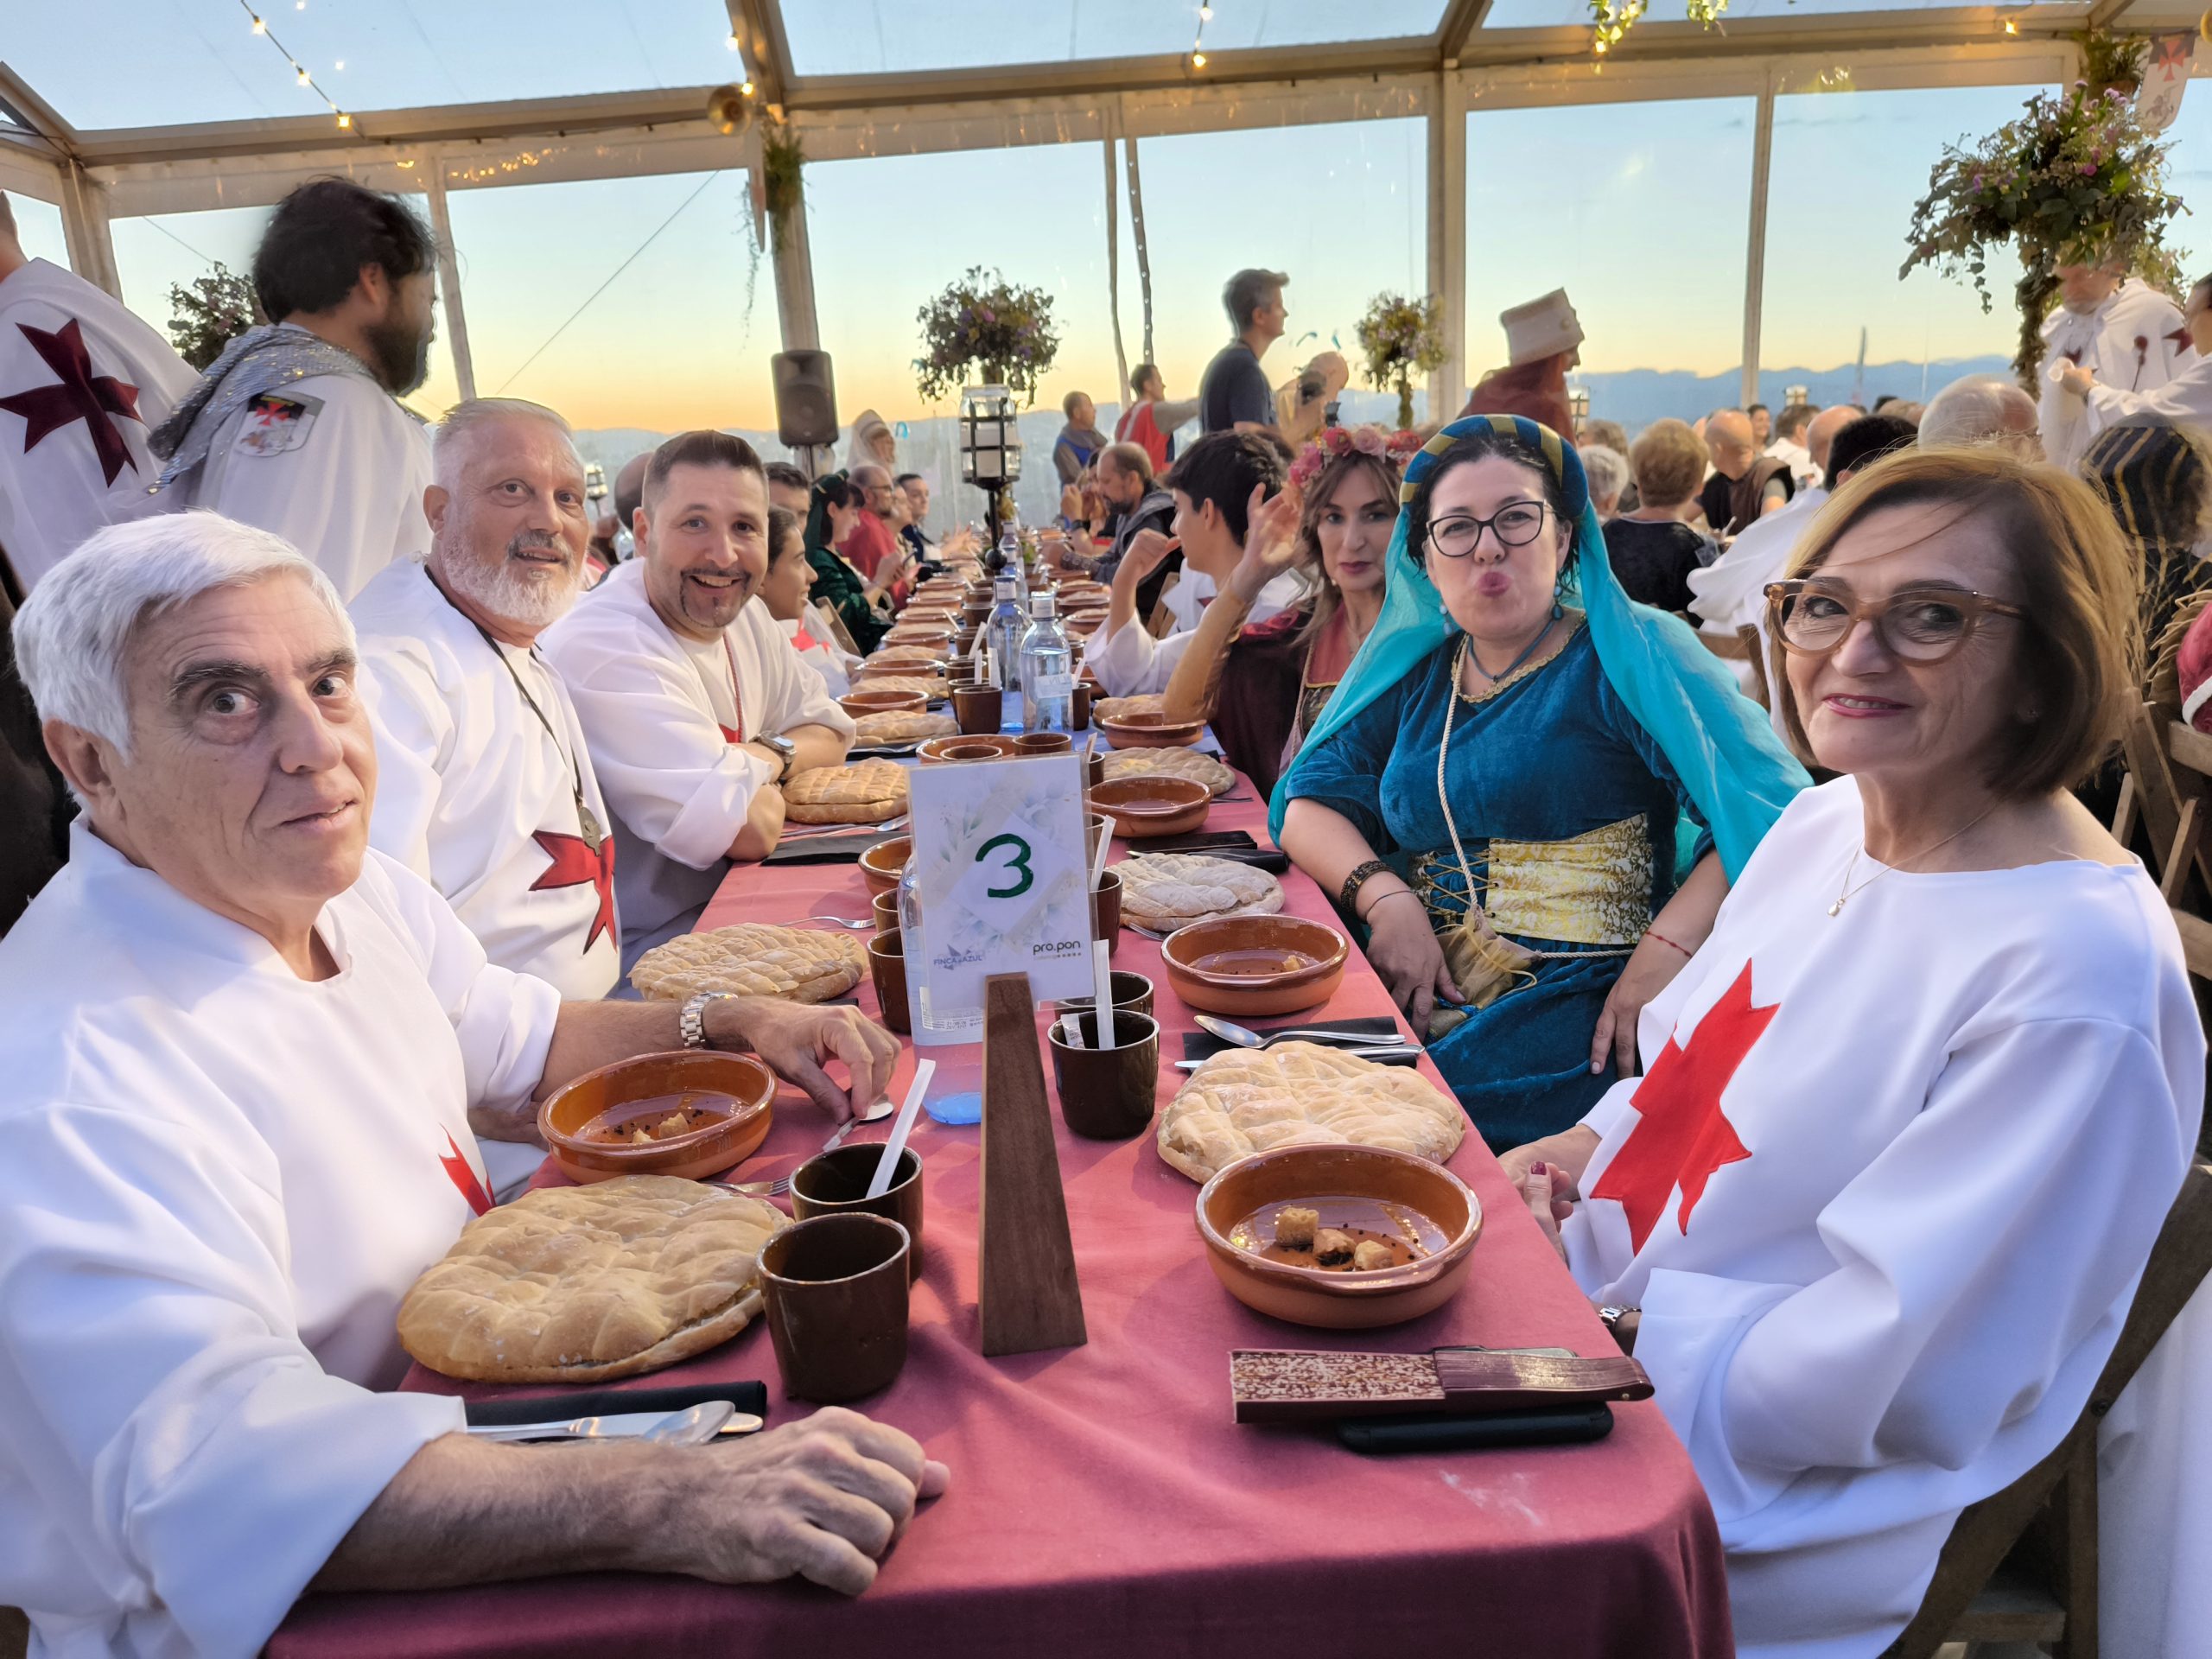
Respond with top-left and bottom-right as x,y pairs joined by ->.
1288,424 -> 1427,498
1355,292 -> 1447,429
915,267 -> 1061,406
167,264 -> 258,371
1901,63 -> 2184,391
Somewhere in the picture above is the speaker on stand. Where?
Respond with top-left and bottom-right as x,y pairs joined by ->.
772,350 -> 838,480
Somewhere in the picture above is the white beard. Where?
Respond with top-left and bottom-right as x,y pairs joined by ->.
439,549 -> 581,632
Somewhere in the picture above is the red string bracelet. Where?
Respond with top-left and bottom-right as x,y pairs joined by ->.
1644,928 -> 1694,959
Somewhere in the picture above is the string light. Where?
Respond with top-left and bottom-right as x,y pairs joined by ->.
1189,0 -> 1213,71
2003,16 -> 2018,32
727,30 -> 741,48
741,79 -> 757,96
236,0 -> 353,134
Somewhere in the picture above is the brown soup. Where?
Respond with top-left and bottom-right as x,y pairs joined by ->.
579,1089 -> 741,1147
1190,948 -> 1321,979
1229,1196 -> 1446,1274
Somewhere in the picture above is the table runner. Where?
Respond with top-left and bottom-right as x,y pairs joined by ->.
276,761 -> 1731,1659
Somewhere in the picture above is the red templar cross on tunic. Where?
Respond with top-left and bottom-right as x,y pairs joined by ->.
530,829 -> 617,954
0,319 -> 145,486
1588,962 -> 1777,1252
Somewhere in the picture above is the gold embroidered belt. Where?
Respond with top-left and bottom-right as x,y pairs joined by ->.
1414,814 -> 1652,947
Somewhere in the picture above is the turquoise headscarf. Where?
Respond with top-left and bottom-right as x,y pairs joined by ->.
1270,413 -> 1808,879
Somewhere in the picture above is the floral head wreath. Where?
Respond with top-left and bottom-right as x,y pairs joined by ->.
1287,423 -> 1427,496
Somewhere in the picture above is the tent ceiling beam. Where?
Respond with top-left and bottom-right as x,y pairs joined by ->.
726,0 -> 794,110
1437,0 -> 1497,65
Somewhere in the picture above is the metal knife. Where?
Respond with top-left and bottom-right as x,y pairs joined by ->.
464,1402 -> 756,1444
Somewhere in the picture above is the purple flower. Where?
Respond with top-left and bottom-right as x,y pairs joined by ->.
1351,426 -> 1386,456
2081,162 -> 2097,175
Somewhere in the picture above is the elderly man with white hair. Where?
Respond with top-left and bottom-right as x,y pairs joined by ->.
1916,373 -> 2042,458
351,397 -> 613,1195
2056,269 -> 2212,450
0,512 -> 933,1656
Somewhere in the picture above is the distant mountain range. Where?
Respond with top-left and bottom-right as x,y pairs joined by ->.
570,354 -> 2012,535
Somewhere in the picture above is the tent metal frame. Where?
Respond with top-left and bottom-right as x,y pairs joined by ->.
0,0 -> 2121,408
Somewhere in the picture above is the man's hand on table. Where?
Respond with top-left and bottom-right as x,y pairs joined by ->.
707,997 -> 899,1122
662,1408 -> 951,1595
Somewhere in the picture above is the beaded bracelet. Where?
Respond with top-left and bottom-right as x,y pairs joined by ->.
1338,857 -> 1392,912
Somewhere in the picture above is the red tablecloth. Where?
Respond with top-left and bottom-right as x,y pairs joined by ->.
276,778 -> 1731,1658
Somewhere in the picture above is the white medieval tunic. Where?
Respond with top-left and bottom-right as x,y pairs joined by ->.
0,258 -> 194,592
0,825 -> 560,1659
779,612 -> 855,700
542,562 -> 855,971
2038,277 -> 2196,471
1560,778 -> 2202,1659
1089,568 -> 1306,698
180,323 -> 431,599
354,560 -> 618,1194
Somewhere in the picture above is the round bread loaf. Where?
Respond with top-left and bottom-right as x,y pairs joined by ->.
631,921 -> 867,1001
1156,1043 -> 1465,1183
783,758 -> 911,824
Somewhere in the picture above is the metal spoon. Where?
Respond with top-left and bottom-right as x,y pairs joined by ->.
711,1096 -> 899,1198
1192,1014 -> 1420,1052
799,914 -> 878,930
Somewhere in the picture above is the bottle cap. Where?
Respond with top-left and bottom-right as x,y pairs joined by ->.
995,575 -> 1016,596
1032,595 -> 1057,619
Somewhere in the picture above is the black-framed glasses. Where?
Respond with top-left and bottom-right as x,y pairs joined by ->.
1426,502 -> 1550,558
1764,579 -> 2025,665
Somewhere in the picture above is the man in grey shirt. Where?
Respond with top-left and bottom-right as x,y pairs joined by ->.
1199,269 -> 1287,434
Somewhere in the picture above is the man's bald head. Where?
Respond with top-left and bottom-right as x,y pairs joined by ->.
1804,405 -> 1860,474
1918,374 -> 2041,460
1705,410 -> 1756,474
851,463 -> 890,492
613,452 -> 651,532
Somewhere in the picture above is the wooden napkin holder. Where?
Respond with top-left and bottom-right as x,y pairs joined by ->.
1229,1347 -> 1652,1424
977,972 -> 1088,1357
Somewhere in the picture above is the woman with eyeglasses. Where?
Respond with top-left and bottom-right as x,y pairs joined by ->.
1275,416 -> 1808,1146
1489,443 -> 2203,1659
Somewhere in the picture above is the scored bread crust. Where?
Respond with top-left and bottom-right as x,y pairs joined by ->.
1116,852 -> 1284,930
1101,747 -> 1236,798
853,710 -> 958,743
783,759 -> 912,823
631,921 -> 866,1001
397,1176 -> 788,1382
1156,1042 -> 1465,1183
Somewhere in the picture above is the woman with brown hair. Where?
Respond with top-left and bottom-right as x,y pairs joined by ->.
1501,445 -> 2202,1658
1158,427 -> 1416,799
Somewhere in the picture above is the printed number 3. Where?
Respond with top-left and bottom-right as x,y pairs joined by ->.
976,833 -> 1035,899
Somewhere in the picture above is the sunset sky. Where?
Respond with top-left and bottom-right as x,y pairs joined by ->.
12,3 -> 2212,436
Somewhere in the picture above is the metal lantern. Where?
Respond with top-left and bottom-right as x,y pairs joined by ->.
1784,384 -> 1809,410
1568,386 -> 1591,425
959,385 -> 1023,487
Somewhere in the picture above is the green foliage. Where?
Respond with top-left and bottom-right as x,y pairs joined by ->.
166,264 -> 257,371
762,126 -> 805,256
1900,73 -> 2184,389
914,267 -> 1060,406
1356,291 -> 1447,429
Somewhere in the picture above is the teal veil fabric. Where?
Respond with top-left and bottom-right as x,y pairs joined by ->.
1268,413 -> 1808,878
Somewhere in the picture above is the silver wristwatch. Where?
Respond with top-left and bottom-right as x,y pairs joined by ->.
679,990 -> 739,1049
757,733 -> 797,784
1597,1304 -> 1637,1332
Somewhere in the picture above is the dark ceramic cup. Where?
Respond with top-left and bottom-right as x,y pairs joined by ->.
1048,1009 -> 1161,1140
760,1214 -> 911,1402
953,684 -> 1002,736
868,928 -> 912,1034
1054,968 -> 1154,1023
1071,682 -> 1092,731
790,1144 -> 925,1281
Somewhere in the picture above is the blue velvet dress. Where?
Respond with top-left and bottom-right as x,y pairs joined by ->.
1280,620 -> 1711,1148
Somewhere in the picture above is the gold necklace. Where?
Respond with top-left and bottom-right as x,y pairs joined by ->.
1828,802 -> 1999,918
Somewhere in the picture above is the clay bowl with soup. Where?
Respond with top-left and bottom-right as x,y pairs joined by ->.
1196,1145 -> 1481,1329
1161,914 -> 1348,1017
917,734 -> 1012,764
840,688 -> 929,721
539,1050 -> 776,1184
859,835 -> 912,894
1096,709 -> 1205,750
1090,774 -> 1211,839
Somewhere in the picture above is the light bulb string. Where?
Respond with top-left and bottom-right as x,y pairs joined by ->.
234,0 -> 351,128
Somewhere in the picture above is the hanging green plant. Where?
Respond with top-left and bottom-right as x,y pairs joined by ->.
762,125 -> 805,256
914,267 -> 1060,405
166,264 -> 259,371
1355,290 -> 1448,430
1587,0 -> 1725,55
1901,71 -> 2185,391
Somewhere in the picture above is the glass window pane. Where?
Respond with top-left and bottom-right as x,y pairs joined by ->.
1758,82 -> 2053,410
111,200 -> 462,417
444,169 -> 779,477
784,1 -> 1446,76
8,2 -> 738,130
5,194 -> 71,270
1467,99 -> 1753,422
1484,0 -> 2074,23
2154,91 -> 2212,281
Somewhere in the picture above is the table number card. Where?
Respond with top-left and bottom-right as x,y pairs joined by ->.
905,753 -> 1095,1044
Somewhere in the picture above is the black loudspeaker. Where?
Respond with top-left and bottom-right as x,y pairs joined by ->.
772,350 -> 838,448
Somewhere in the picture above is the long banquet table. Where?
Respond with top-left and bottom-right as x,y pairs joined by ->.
276,753 -> 1732,1659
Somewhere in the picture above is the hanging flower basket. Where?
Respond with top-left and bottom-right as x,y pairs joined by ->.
915,267 -> 1061,406
1355,291 -> 1448,430
1901,70 -> 2185,391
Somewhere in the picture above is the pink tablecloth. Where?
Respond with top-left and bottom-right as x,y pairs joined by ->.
276,779 -> 1731,1659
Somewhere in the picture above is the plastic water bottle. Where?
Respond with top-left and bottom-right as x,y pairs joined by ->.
987,574 -> 1026,693
1020,594 -> 1074,734
899,856 -> 980,1044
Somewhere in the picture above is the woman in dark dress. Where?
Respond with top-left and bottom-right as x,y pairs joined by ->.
1601,417 -> 1713,613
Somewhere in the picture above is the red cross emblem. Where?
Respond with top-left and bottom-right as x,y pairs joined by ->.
530,829 -> 617,953
439,1130 -> 493,1216
1588,962 -> 1776,1252
0,318 -> 144,486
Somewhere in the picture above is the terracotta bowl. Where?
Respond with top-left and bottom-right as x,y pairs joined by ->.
1160,913 -> 1349,1017
839,689 -> 929,721
855,658 -> 947,684
539,1050 -> 775,1185
1090,774 -> 1211,839
1097,710 -> 1205,750
859,834 -> 911,894
918,734 -> 1010,763
882,626 -> 955,650
1195,1144 -> 1483,1329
